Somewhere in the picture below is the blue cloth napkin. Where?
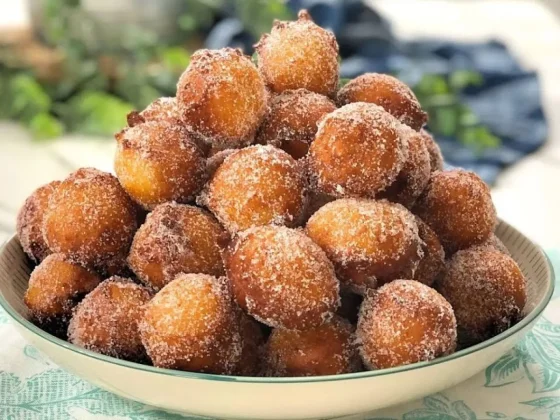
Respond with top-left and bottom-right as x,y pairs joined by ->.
204,0 -> 548,185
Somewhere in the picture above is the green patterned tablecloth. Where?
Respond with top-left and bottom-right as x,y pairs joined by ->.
1,252 -> 559,420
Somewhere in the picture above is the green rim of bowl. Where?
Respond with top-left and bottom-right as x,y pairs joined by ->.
0,237 -> 555,384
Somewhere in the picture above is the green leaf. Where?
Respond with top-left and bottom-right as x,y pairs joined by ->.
484,349 -> 524,387
486,412 -> 507,419
451,401 -> 476,420
160,47 -> 190,73
9,74 -> 52,119
414,74 -> 450,96
28,113 -> 64,140
521,396 -> 560,409
423,395 -> 450,413
449,70 -> 483,91
433,107 -> 458,137
403,410 -> 456,420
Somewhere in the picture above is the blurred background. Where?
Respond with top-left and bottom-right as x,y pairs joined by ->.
0,0 -> 559,247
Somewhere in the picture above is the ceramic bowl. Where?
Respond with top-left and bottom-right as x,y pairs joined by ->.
0,220 -> 554,420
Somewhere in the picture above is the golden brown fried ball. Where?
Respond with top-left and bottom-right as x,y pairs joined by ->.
140,273 -> 242,373
114,121 -> 206,210
128,202 -> 228,291
206,149 -> 236,178
24,254 -> 101,337
436,249 -> 526,346
337,73 -> 427,131
176,48 -> 267,148
256,89 -> 336,159
357,280 -> 457,369
264,316 -> 360,377
308,102 -> 407,198
68,277 -> 152,361
378,128 -> 431,208
306,199 -> 422,294
412,217 -> 445,287
413,169 -> 497,254
43,168 -> 139,274
255,10 -> 339,97
470,233 -> 510,256
420,129 -> 444,172
127,97 -> 181,127
224,225 -> 340,330
201,145 -> 307,233
235,313 -> 266,376
17,181 -> 61,263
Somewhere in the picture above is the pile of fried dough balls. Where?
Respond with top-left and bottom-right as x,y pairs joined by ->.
18,10 -> 527,376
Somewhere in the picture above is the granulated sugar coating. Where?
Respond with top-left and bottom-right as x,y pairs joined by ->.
411,216 -> 445,287
206,149 -> 236,177
378,127 -> 431,208
306,198 -> 423,294
413,169 -> 497,254
201,145 -> 307,233
263,316 -> 361,377
17,180 -> 61,263
437,249 -> 526,346
255,10 -> 339,97
140,273 -> 242,374
256,89 -> 336,159
68,277 -> 152,362
337,73 -> 427,131
127,97 -> 181,128
224,225 -> 340,330
308,102 -> 407,198
470,233 -> 511,256
24,254 -> 101,338
235,312 -> 266,376
357,280 -> 457,370
420,129 -> 444,172
176,48 -> 267,148
128,202 -> 228,291
114,120 -> 207,210
43,168 -> 139,275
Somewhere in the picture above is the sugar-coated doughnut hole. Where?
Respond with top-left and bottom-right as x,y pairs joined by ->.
141,273 -> 242,373
114,121 -> 207,210
127,97 -> 181,127
17,180 -> 61,263
256,89 -> 336,159
206,149 -> 236,178
414,169 -> 497,254
308,102 -> 407,198
225,225 -> 340,330
43,168 -> 139,275
412,216 -> 445,287
176,48 -> 267,148
235,313 -> 266,376
420,129 -> 444,172
201,145 -> 307,233
337,73 -> 427,131
469,233 -> 510,256
378,128 -> 431,208
128,202 -> 228,291
255,10 -> 339,97
357,280 -> 457,370
264,316 -> 360,377
436,249 -> 526,346
24,254 -> 101,337
306,199 -> 422,294
68,277 -> 152,361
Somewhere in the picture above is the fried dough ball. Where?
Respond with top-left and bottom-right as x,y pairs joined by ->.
43,168 -> 139,274
17,181 -> 61,263
256,89 -> 336,159
306,199 -> 422,294
470,233 -> 510,256
127,97 -> 181,127
255,10 -> 339,97
264,316 -> 360,377
176,48 -> 267,148
412,217 -> 445,287
308,102 -> 407,198
140,273 -> 242,373
337,73 -> 427,131
24,254 -> 101,337
128,202 -> 228,291
378,128 -> 431,208
235,313 -> 266,376
421,129 -> 444,172
437,249 -> 526,346
413,169 -> 497,254
224,225 -> 340,330
357,280 -> 457,370
201,145 -> 307,233
114,121 -> 206,210
68,277 -> 152,361
206,149 -> 236,177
